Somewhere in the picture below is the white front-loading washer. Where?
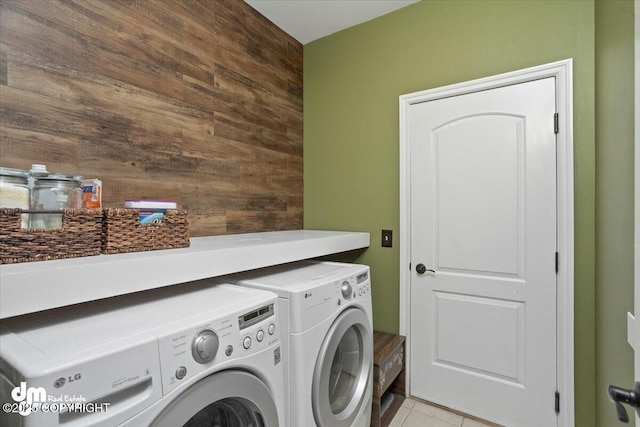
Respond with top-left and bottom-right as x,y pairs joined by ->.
0,281 -> 285,427
222,261 -> 373,427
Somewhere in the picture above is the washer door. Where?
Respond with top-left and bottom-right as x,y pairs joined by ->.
152,370 -> 279,427
312,307 -> 373,427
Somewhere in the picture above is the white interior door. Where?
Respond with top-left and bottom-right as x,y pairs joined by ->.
409,77 -> 558,427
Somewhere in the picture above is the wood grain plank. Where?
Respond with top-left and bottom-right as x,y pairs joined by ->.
0,127 -> 78,173
0,0 -> 303,237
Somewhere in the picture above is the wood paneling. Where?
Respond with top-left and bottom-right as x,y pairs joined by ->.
0,0 -> 303,236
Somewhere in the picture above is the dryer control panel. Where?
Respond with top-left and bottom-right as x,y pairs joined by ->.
157,301 -> 280,395
288,266 -> 371,333
331,270 -> 370,308
337,270 -> 371,303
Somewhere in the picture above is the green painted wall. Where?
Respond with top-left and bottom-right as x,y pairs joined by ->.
595,1 -> 635,426
304,0 -> 597,425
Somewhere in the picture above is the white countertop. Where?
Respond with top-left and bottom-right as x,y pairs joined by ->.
0,229 -> 370,319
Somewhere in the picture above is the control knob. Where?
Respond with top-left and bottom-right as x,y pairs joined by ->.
192,329 -> 219,364
341,281 -> 353,299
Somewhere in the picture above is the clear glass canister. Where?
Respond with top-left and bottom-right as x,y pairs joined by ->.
0,167 -> 31,228
31,173 -> 83,229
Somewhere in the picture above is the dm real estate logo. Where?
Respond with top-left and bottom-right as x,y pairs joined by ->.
3,381 -> 109,417
9,382 -> 46,416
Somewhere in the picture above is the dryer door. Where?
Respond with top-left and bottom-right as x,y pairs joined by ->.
312,307 -> 373,427
152,370 -> 279,427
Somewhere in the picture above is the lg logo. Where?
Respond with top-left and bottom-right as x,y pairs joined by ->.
54,373 -> 81,388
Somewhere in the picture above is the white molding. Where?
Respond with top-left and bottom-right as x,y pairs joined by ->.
398,59 -> 574,427
634,2 -> 640,424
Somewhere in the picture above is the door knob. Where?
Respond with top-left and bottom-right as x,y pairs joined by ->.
415,264 -> 435,274
608,382 -> 640,423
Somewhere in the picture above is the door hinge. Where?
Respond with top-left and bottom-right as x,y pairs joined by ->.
409,262 -> 412,271
555,252 -> 559,273
554,113 -> 559,134
555,391 -> 560,413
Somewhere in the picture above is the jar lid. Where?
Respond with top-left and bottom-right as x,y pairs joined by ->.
0,167 -> 30,179
37,173 -> 82,182
30,164 -> 49,176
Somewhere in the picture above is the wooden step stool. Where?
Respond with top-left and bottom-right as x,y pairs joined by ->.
371,330 -> 406,427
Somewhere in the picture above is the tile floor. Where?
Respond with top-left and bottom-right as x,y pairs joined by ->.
389,397 -> 502,427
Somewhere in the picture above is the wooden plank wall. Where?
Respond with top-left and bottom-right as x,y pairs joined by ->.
0,0 -> 303,237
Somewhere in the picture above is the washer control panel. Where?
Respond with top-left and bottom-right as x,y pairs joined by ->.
157,302 -> 279,395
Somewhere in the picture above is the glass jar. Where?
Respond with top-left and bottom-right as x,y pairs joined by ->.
0,167 -> 31,228
31,173 -> 82,229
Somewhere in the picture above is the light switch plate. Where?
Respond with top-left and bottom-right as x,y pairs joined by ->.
382,230 -> 392,248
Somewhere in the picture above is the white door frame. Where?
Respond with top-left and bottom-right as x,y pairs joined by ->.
399,59 -> 574,427
633,2 -> 640,425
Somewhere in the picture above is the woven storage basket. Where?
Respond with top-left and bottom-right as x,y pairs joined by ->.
0,208 -> 103,264
102,208 -> 190,254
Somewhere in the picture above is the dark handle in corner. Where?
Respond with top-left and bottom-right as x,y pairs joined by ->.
608,382 -> 640,423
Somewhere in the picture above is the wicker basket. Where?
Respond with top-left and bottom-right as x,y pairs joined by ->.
102,208 -> 190,254
0,208 -> 103,264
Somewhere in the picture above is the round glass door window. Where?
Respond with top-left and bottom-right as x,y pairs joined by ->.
313,308 -> 372,427
184,397 -> 264,426
152,371 -> 279,427
329,325 -> 363,413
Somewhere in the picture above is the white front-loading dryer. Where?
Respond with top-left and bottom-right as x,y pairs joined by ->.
0,281 -> 285,427
222,261 -> 373,427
